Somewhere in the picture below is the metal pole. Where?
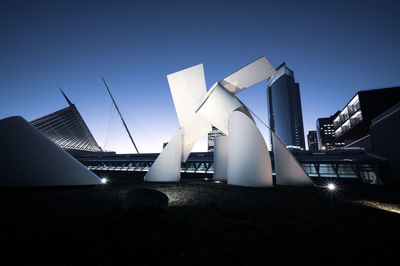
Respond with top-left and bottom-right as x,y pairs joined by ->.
102,77 -> 140,154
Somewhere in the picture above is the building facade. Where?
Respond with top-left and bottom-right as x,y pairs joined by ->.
30,90 -> 102,152
316,111 -> 345,150
267,62 -> 305,150
207,126 -> 225,152
307,131 -> 318,151
333,86 -> 400,143
334,86 -> 400,185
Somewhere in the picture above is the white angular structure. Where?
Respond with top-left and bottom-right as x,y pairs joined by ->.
144,129 -> 183,182
144,64 -> 212,182
145,56 -> 312,187
272,132 -> 314,186
227,111 -> 273,187
145,56 -> 278,187
166,64 -> 212,161
196,83 -> 247,135
196,83 -> 274,187
213,136 -> 228,181
219,56 -> 278,94
0,116 -> 102,187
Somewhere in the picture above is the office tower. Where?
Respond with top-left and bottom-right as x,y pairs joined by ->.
316,111 -> 343,150
267,62 -> 305,150
307,131 -> 318,151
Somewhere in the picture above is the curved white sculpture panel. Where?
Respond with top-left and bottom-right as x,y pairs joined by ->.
0,116 -> 102,187
196,83 -> 243,135
213,136 -> 228,181
227,111 -> 273,187
144,129 -> 183,182
272,132 -> 314,186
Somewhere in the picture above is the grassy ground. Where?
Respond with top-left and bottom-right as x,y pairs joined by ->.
1,178 -> 400,265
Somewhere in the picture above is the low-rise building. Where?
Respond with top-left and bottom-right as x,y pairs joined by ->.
333,86 -> 400,143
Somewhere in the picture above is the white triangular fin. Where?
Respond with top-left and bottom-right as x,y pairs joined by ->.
272,132 -> 314,186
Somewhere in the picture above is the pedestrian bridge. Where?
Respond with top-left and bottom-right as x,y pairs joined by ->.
71,149 -> 385,185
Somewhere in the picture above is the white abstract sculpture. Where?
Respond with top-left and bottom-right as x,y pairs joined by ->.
145,57 -> 276,186
197,57 -> 276,187
145,56 -> 313,187
0,116 -> 102,187
272,132 -> 314,186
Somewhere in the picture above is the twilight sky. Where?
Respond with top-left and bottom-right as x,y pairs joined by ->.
1,0 -> 399,153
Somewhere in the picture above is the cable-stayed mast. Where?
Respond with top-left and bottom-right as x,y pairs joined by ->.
59,87 -> 73,106
102,77 -> 140,154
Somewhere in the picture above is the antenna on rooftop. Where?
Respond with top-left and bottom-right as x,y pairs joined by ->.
102,77 -> 140,154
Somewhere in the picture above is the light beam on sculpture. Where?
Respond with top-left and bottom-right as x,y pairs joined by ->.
145,56 -> 313,187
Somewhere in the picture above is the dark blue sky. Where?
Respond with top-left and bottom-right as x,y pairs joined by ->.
1,0 -> 399,153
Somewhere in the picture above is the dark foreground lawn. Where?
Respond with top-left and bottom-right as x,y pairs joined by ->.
1,178 -> 400,265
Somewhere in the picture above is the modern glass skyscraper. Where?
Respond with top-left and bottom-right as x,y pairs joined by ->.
267,62 -> 305,150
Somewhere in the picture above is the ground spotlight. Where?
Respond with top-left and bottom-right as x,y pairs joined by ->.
327,183 -> 336,190
101,178 -> 108,184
